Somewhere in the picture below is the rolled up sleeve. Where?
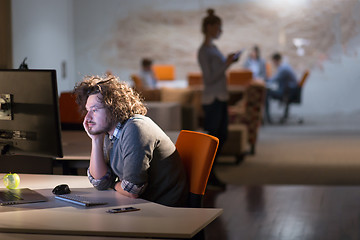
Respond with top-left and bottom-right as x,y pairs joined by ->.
87,167 -> 116,190
121,179 -> 147,196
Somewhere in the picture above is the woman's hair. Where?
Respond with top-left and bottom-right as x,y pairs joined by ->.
73,75 -> 147,124
201,8 -> 222,34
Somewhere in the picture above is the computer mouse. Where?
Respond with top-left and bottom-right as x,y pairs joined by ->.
52,184 -> 71,195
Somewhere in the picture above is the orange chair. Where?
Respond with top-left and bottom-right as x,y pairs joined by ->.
59,92 -> 83,126
265,62 -> 272,79
227,69 -> 253,86
152,64 -> 175,81
130,74 -> 144,91
130,74 -> 162,101
280,70 -> 310,123
298,70 -> 309,88
187,72 -> 203,86
175,130 -> 219,208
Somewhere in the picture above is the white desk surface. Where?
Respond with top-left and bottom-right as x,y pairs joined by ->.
155,79 -> 251,90
0,233 -> 152,240
0,174 -> 222,239
156,79 -> 188,89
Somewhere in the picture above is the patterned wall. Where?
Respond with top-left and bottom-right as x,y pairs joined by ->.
82,0 -> 360,80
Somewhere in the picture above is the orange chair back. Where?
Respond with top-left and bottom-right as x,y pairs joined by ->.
175,130 -> 219,195
228,70 -> 253,86
152,64 -> 175,80
187,72 -> 203,86
265,62 -> 272,79
59,92 -> 83,124
131,74 -> 144,90
299,70 -> 309,87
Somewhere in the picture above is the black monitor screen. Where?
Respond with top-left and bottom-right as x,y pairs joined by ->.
0,69 -> 63,158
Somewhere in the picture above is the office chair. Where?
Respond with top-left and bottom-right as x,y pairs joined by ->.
175,130 -> 219,208
130,74 -> 144,91
152,64 -> 175,81
227,69 -> 253,86
280,70 -> 310,123
265,61 -> 272,79
187,72 -> 203,86
59,92 -> 84,129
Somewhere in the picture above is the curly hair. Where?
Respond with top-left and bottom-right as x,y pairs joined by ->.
73,75 -> 147,124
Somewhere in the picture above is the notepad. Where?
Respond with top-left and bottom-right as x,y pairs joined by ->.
0,188 -> 48,206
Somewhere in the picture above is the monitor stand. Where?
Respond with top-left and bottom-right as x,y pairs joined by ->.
0,143 -> 10,155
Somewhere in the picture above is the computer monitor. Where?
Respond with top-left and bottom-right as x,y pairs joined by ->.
0,69 -> 63,158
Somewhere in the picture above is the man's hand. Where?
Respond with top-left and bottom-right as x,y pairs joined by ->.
83,118 -> 105,141
83,118 -> 93,137
84,117 -> 107,179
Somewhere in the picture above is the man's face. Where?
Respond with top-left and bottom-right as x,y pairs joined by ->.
272,59 -> 281,68
84,93 -> 113,135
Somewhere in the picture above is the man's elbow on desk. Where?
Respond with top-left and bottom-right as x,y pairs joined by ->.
114,181 -> 139,199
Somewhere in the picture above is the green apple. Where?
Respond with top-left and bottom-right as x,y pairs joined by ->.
3,173 -> 20,189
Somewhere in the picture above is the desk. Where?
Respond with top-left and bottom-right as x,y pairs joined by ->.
157,79 -> 188,89
56,131 -> 91,174
145,102 -> 182,131
0,233 -> 151,240
155,80 -> 247,104
60,131 -> 90,161
0,174 -> 222,239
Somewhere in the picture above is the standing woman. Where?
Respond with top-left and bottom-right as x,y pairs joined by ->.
198,9 -> 240,189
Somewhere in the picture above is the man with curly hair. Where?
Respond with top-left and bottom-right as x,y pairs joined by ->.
73,75 -> 188,207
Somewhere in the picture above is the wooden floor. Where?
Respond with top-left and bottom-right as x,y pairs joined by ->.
203,184 -> 360,240
201,114 -> 360,240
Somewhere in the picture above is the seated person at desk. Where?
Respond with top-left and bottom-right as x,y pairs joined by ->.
73,75 -> 188,207
243,45 -> 267,80
265,52 -> 298,123
139,58 -> 157,89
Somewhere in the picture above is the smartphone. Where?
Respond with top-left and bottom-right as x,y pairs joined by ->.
106,207 -> 140,213
233,48 -> 245,60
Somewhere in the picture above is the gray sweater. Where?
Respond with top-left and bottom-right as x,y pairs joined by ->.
198,44 -> 229,105
89,114 -> 188,207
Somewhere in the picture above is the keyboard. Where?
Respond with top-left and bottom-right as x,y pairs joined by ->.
0,191 -> 23,201
54,194 -> 107,207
